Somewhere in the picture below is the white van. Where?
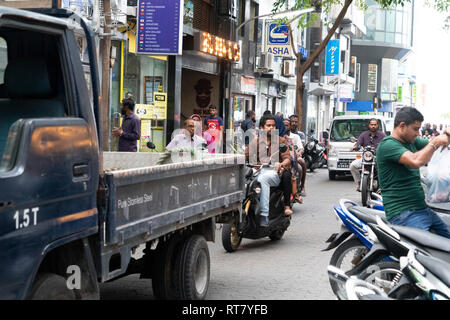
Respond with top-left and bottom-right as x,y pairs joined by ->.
327,115 -> 388,180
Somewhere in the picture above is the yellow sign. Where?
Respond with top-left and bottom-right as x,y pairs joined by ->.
135,104 -> 154,119
135,93 -> 167,120
153,92 -> 167,120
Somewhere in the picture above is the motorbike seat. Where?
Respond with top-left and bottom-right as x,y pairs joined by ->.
391,225 -> 450,253
347,206 -> 387,225
415,253 -> 450,288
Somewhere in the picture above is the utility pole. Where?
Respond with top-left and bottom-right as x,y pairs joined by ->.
100,0 -> 112,152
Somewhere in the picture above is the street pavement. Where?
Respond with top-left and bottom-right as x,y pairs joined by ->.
100,167 -> 361,300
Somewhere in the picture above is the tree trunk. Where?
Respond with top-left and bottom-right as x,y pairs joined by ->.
293,0 -> 354,132
100,0 -> 112,152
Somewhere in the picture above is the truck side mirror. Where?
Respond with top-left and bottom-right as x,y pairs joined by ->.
322,131 -> 329,139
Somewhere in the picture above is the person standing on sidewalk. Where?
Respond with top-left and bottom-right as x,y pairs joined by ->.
377,107 -> 450,238
112,98 -> 141,152
349,119 -> 386,191
204,105 -> 224,152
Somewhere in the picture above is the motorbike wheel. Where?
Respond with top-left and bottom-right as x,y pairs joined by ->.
269,229 -> 285,241
361,174 -> 370,207
328,238 -> 369,300
358,261 -> 403,296
221,221 -> 242,253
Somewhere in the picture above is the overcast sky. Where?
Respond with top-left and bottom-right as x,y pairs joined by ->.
413,1 -> 450,124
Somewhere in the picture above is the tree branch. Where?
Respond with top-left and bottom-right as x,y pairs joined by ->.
299,0 -> 353,75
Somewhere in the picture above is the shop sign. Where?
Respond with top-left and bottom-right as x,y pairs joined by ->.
137,0 -> 183,55
241,76 -> 256,94
195,32 -> 241,62
325,40 -> 340,75
266,22 -> 292,57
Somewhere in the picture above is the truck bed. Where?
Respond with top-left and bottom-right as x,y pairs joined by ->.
101,151 -> 245,246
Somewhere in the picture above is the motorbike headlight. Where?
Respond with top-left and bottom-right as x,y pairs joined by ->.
307,142 -> 314,151
363,151 -> 374,162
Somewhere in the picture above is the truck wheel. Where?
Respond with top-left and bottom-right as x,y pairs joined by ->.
176,235 -> 210,300
28,272 -> 75,300
328,170 -> 336,180
151,236 -> 182,300
222,221 -> 242,252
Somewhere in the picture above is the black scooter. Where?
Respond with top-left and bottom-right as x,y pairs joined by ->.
221,144 -> 292,252
303,137 -> 325,172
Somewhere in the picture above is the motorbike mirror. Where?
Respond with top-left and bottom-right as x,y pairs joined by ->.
146,141 -> 156,149
386,131 -> 391,136
202,143 -> 208,150
279,143 -> 288,153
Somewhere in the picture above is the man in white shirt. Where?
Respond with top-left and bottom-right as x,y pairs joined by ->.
166,119 -> 207,151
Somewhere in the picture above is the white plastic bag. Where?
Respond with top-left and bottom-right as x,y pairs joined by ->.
425,146 -> 450,203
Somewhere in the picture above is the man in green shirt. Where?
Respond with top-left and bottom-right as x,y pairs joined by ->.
377,107 -> 450,238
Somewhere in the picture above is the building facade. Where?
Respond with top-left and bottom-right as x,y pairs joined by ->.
347,0 -> 415,118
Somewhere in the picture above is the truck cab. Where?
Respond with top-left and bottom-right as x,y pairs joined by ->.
327,115 -> 387,180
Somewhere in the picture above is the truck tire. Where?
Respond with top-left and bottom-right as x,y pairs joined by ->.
28,272 -> 75,300
151,236 -> 182,300
175,234 -> 210,300
222,221 -> 242,252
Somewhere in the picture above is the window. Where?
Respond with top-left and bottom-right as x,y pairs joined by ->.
330,119 -> 383,141
0,37 -> 6,86
367,64 -> 378,93
0,26 -> 69,171
386,10 -> 395,32
375,10 -> 385,30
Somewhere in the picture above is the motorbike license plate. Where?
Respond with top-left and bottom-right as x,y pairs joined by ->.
337,161 -> 350,169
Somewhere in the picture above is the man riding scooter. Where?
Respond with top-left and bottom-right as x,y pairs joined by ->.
245,114 -> 293,226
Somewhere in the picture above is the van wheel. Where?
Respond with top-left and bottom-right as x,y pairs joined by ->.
175,235 -> 210,300
328,170 -> 336,180
28,272 -> 75,300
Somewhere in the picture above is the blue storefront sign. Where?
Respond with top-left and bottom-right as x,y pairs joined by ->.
346,100 -> 393,113
137,0 -> 183,55
325,40 -> 340,75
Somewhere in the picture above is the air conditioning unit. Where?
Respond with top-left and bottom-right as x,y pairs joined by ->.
283,60 -> 295,77
261,52 -> 274,71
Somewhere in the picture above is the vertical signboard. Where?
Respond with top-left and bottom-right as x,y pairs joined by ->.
325,40 -> 340,75
137,0 -> 183,55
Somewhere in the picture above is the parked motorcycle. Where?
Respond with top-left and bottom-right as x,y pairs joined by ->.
221,145 -> 292,252
323,199 -> 392,298
303,138 -> 325,172
331,217 -> 450,300
358,145 -> 379,207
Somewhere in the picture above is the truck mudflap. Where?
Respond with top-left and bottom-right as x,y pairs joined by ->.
322,226 -> 352,252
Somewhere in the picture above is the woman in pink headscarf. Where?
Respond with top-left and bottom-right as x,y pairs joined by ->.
189,114 -> 215,153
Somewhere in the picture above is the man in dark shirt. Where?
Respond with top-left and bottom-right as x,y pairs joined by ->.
241,110 -> 256,145
112,98 -> 141,152
349,119 -> 386,191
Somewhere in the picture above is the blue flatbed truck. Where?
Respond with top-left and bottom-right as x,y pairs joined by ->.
0,6 -> 245,300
